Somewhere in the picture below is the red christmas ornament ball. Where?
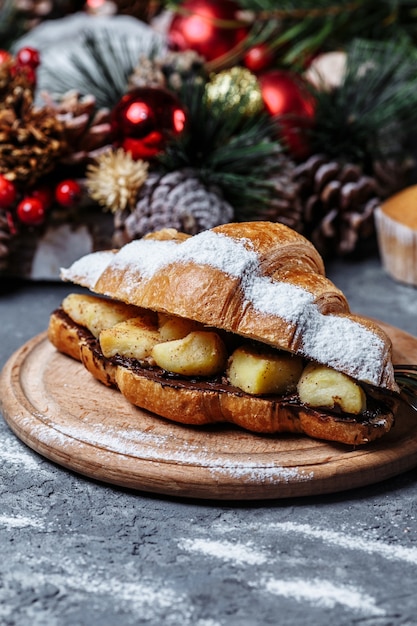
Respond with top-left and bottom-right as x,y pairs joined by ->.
259,70 -> 315,158
122,134 -> 165,160
168,0 -> 248,62
0,175 -> 17,209
55,179 -> 82,206
111,87 -> 187,159
243,44 -> 274,73
16,46 -> 40,69
16,197 -> 45,225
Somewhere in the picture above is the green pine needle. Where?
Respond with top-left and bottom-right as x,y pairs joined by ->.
308,38 -> 417,165
38,28 -> 163,109
0,0 -> 27,50
159,77 -> 283,213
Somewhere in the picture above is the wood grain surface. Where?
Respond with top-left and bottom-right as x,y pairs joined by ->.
1,321 -> 417,500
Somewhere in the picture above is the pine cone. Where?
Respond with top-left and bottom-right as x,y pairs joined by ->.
253,155 -> 303,232
293,154 -> 380,257
156,50 -> 206,91
0,61 -> 35,111
128,50 -> 205,93
372,158 -> 414,200
127,55 -> 167,91
113,168 -> 234,246
0,92 -> 67,186
43,90 -> 112,165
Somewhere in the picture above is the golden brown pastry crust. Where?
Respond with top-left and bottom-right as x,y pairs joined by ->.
48,310 -> 396,446
60,222 -> 398,392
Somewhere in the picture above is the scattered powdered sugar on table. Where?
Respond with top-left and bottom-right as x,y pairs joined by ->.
179,537 -> 268,565
212,519 -> 417,566
61,229 -> 392,386
0,514 -> 44,530
8,554 -> 193,624
261,576 -> 385,616
0,426 -> 44,471
179,535 -> 385,616
265,521 -> 417,565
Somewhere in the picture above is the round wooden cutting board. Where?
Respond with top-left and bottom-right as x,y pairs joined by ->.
1,321 -> 417,500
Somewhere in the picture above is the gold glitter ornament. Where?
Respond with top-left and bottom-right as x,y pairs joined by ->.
86,148 -> 149,213
205,67 -> 263,116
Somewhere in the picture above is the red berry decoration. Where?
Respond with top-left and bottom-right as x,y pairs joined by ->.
0,49 -> 12,65
168,0 -> 248,63
16,46 -> 40,69
31,185 -> 53,210
9,63 -> 37,85
111,87 -> 187,159
243,44 -> 274,73
0,175 -> 17,209
258,70 -> 316,159
55,179 -> 82,206
16,197 -> 45,225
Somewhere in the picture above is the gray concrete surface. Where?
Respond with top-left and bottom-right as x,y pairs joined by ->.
1,254 -> 417,626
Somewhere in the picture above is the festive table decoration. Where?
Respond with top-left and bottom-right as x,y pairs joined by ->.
110,86 -> 187,159
167,0 -> 249,63
2,3 -> 417,279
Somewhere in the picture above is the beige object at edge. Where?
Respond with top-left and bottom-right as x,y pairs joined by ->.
375,185 -> 417,287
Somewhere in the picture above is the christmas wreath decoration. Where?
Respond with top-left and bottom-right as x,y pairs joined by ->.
2,1 -> 417,276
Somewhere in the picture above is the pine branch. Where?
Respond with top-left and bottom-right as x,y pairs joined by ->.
167,1 -> 417,69
38,28 -> 164,109
0,0 -> 27,50
308,38 -> 417,166
159,77 -> 283,211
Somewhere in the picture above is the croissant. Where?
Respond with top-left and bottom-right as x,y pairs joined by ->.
48,222 -> 399,445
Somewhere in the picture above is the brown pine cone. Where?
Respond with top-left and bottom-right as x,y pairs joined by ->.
128,50 -> 205,93
42,90 -> 113,165
372,158 -> 414,200
127,55 -> 167,91
155,50 -> 206,91
113,168 -> 234,246
0,91 -> 67,186
293,154 -> 380,257
0,61 -> 35,111
252,155 -> 303,233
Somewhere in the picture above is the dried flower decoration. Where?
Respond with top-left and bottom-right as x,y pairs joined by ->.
86,148 -> 149,213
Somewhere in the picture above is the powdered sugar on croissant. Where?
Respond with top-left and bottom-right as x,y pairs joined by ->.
61,222 -> 397,392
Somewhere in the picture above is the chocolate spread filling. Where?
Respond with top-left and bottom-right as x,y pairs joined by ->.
55,308 -> 398,426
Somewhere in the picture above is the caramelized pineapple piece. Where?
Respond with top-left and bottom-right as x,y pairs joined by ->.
297,362 -> 366,414
151,331 -> 227,376
227,345 -> 304,396
99,317 -> 160,360
62,293 -> 143,338
158,313 -> 203,342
